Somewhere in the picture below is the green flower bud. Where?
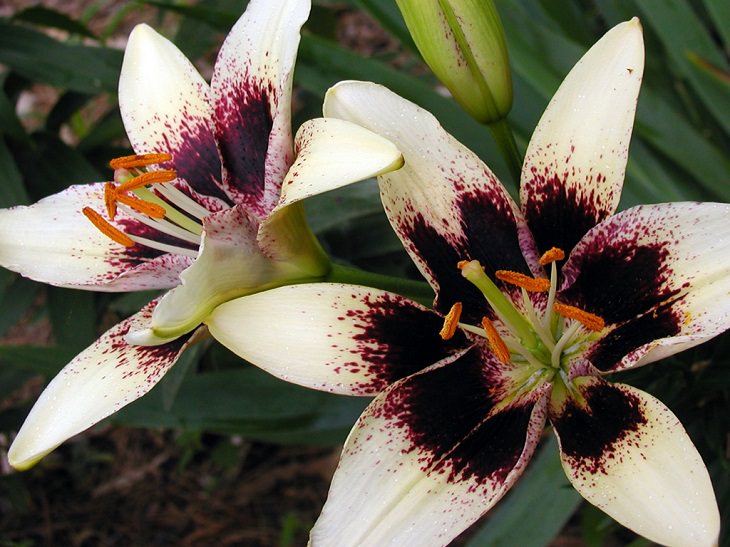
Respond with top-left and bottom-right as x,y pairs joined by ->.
396,0 -> 512,123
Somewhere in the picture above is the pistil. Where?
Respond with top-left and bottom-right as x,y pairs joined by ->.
459,260 -> 540,351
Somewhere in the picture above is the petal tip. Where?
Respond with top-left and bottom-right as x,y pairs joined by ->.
7,441 -> 52,472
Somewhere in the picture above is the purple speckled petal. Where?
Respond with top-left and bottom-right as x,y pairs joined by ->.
206,283 -> 471,396
310,346 -> 550,546
550,377 -> 719,547
559,202 -> 730,373
210,0 -> 310,217
7,299 -> 198,470
0,184 -> 193,291
119,24 -> 230,207
324,81 -> 541,324
520,19 -> 644,258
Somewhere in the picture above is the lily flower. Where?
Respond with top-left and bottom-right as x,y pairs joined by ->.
204,20 -> 726,546
3,0 -> 402,470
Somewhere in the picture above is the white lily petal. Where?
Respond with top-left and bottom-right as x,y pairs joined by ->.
206,283 -> 471,395
128,207 -> 291,345
0,184 -> 191,291
211,0 -> 310,216
551,379 -> 719,547
275,118 -> 403,209
323,81 -> 540,324
312,351 -> 550,546
257,117 -> 402,263
8,300 -> 198,470
119,24 -> 230,204
560,202 -> 730,373
520,18 -> 644,257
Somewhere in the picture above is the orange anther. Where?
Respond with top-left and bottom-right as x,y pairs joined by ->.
104,182 -> 118,220
554,302 -> 605,332
117,170 -> 177,193
495,270 -> 550,292
539,247 -> 565,265
457,260 -> 470,270
114,192 -> 166,219
439,302 -> 463,340
82,207 -> 134,247
481,316 -> 510,364
109,153 -> 172,170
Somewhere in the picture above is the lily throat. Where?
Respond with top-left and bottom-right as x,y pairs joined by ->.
82,153 -> 211,258
441,248 -> 604,376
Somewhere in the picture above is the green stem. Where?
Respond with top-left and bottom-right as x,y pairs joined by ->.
488,118 -> 522,186
325,263 -> 435,306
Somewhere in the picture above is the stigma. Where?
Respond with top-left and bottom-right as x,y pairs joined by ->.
82,153 -> 212,258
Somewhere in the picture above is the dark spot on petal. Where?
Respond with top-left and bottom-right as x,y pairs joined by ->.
406,214 -> 488,323
346,293 -> 470,391
560,239 -> 680,325
378,349 -> 536,484
160,121 -> 231,203
403,188 -> 529,324
214,75 -> 274,212
587,303 -> 681,371
116,218 -> 199,262
524,173 -> 606,258
551,381 -> 647,475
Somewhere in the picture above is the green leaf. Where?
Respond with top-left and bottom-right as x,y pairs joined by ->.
637,0 -> 730,136
13,132 -> 101,199
46,287 -> 96,352
160,342 -> 201,411
12,6 -> 97,39
352,0 -> 418,53
142,1 -> 239,31
0,367 -> 36,401
0,137 -> 29,206
45,92 -> 92,133
0,344 -> 78,377
0,20 -> 121,93
0,74 -> 29,143
115,366 -> 367,445
703,0 -> 730,46
466,436 -> 582,547
0,276 -> 39,338
634,88 -> 730,201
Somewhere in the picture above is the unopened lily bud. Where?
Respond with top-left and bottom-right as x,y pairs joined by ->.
396,0 -> 512,123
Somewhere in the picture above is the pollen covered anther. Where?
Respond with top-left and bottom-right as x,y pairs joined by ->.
554,302 -> 605,332
495,270 -> 550,292
117,170 -> 177,193
104,182 -> 118,220
439,302 -> 463,340
539,247 -> 565,265
82,207 -> 134,247
109,153 -> 172,170
481,316 -> 510,363
114,192 -> 166,219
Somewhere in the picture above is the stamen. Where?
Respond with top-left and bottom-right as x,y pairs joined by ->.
539,247 -> 565,265
104,182 -> 118,220
82,207 -> 134,247
114,192 -> 166,219
439,302 -> 463,340
117,170 -> 177,193
481,316 -> 511,364
495,270 -> 550,292
553,302 -> 605,332
109,153 -> 172,170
